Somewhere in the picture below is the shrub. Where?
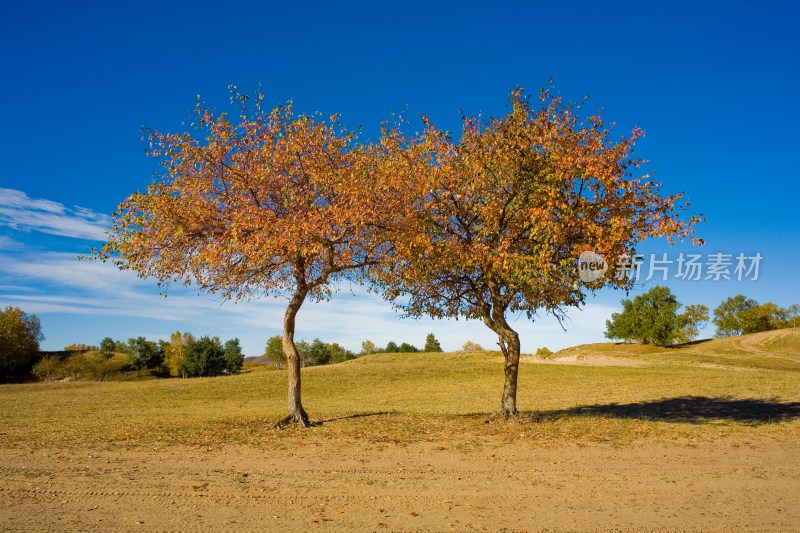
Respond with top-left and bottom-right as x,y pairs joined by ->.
462,340 -> 483,352
32,356 -> 66,381
535,346 -> 554,359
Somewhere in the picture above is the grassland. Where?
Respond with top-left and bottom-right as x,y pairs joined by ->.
1,329 -> 798,531
1,330 -> 799,450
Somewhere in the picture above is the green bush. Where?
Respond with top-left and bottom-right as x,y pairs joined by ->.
182,336 -> 226,377
536,346 -> 554,359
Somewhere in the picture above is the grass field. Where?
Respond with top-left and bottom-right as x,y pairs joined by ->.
1,329 -> 799,531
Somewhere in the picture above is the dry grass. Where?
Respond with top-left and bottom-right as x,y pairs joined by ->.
554,327 -> 800,371
1,330 -> 798,451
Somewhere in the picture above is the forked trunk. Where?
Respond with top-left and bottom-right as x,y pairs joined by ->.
273,289 -> 310,428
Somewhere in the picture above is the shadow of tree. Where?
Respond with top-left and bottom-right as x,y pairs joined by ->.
317,411 -> 396,424
522,396 -> 800,424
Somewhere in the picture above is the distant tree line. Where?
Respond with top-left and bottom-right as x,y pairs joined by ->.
264,333 -> 444,367
30,331 -> 244,382
712,295 -> 799,337
605,286 -> 798,346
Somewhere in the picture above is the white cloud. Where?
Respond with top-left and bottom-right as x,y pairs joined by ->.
0,188 -> 112,241
0,235 -> 22,251
0,247 -> 615,354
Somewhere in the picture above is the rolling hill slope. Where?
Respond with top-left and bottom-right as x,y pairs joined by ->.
551,328 -> 800,372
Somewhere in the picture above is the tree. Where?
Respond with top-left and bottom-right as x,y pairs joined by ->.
127,337 -> 162,373
264,335 -> 286,367
676,304 -> 710,343
113,340 -> 129,353
183,335 -> 226,377
605,286 -> 706,345
373,88 -> 700,418
306,338 -> 331,366
164,331 -> 194,377
64,343 -> 98,351
99,337 -> 116,359
713,295 -> 758,337
98,89 -> 391,426
397,342 -> 419,353
0,306 -> 44,376
224,338 -> 244,373
384,341 -> 399,353
328,342 -> 355,363
712,296 -> 799,337
360,339 -> 377,355
424,333 -> 443,352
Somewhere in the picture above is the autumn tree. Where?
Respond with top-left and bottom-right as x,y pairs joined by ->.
373,88 -> 701,418
164,331 -> 195,377
264,335 -> 286,367
98,89 -> 390,426
0,306 -> 44,377
360,339 -> 377,355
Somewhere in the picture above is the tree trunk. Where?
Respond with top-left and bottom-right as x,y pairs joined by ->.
496,327 -> 521,418
480,282 -> 522,419
274,289 -> 310,428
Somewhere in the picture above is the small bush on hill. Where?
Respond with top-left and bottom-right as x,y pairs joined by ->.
462,341 -> 483,352
536,346 -> 554,359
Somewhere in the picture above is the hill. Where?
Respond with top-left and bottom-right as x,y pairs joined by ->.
549,328 -> 800,372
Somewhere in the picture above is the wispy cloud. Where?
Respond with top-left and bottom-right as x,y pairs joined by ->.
0,188 -> 111,241
0,235 -> 22,250
0,248 -> 614,353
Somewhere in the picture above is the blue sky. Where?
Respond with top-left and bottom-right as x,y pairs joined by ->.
1,1 -> 798,355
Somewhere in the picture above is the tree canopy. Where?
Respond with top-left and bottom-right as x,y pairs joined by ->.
100,89 -> 393,426
0,306 -> 44,376
371,88 -> 701,417
713,295 -> 799,337
604,286 -> 709,346
100,85 -> 702,423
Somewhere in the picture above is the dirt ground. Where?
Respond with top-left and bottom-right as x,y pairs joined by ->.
1,435 -> 798,532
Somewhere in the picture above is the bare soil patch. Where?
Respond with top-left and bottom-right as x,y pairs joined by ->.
1,434 -> 798,531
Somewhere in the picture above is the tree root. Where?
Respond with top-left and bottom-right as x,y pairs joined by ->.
271,410 -> 314,429
483,408 -> 520,424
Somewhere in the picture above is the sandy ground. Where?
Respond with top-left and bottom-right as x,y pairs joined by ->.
1,436 -> 798,532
